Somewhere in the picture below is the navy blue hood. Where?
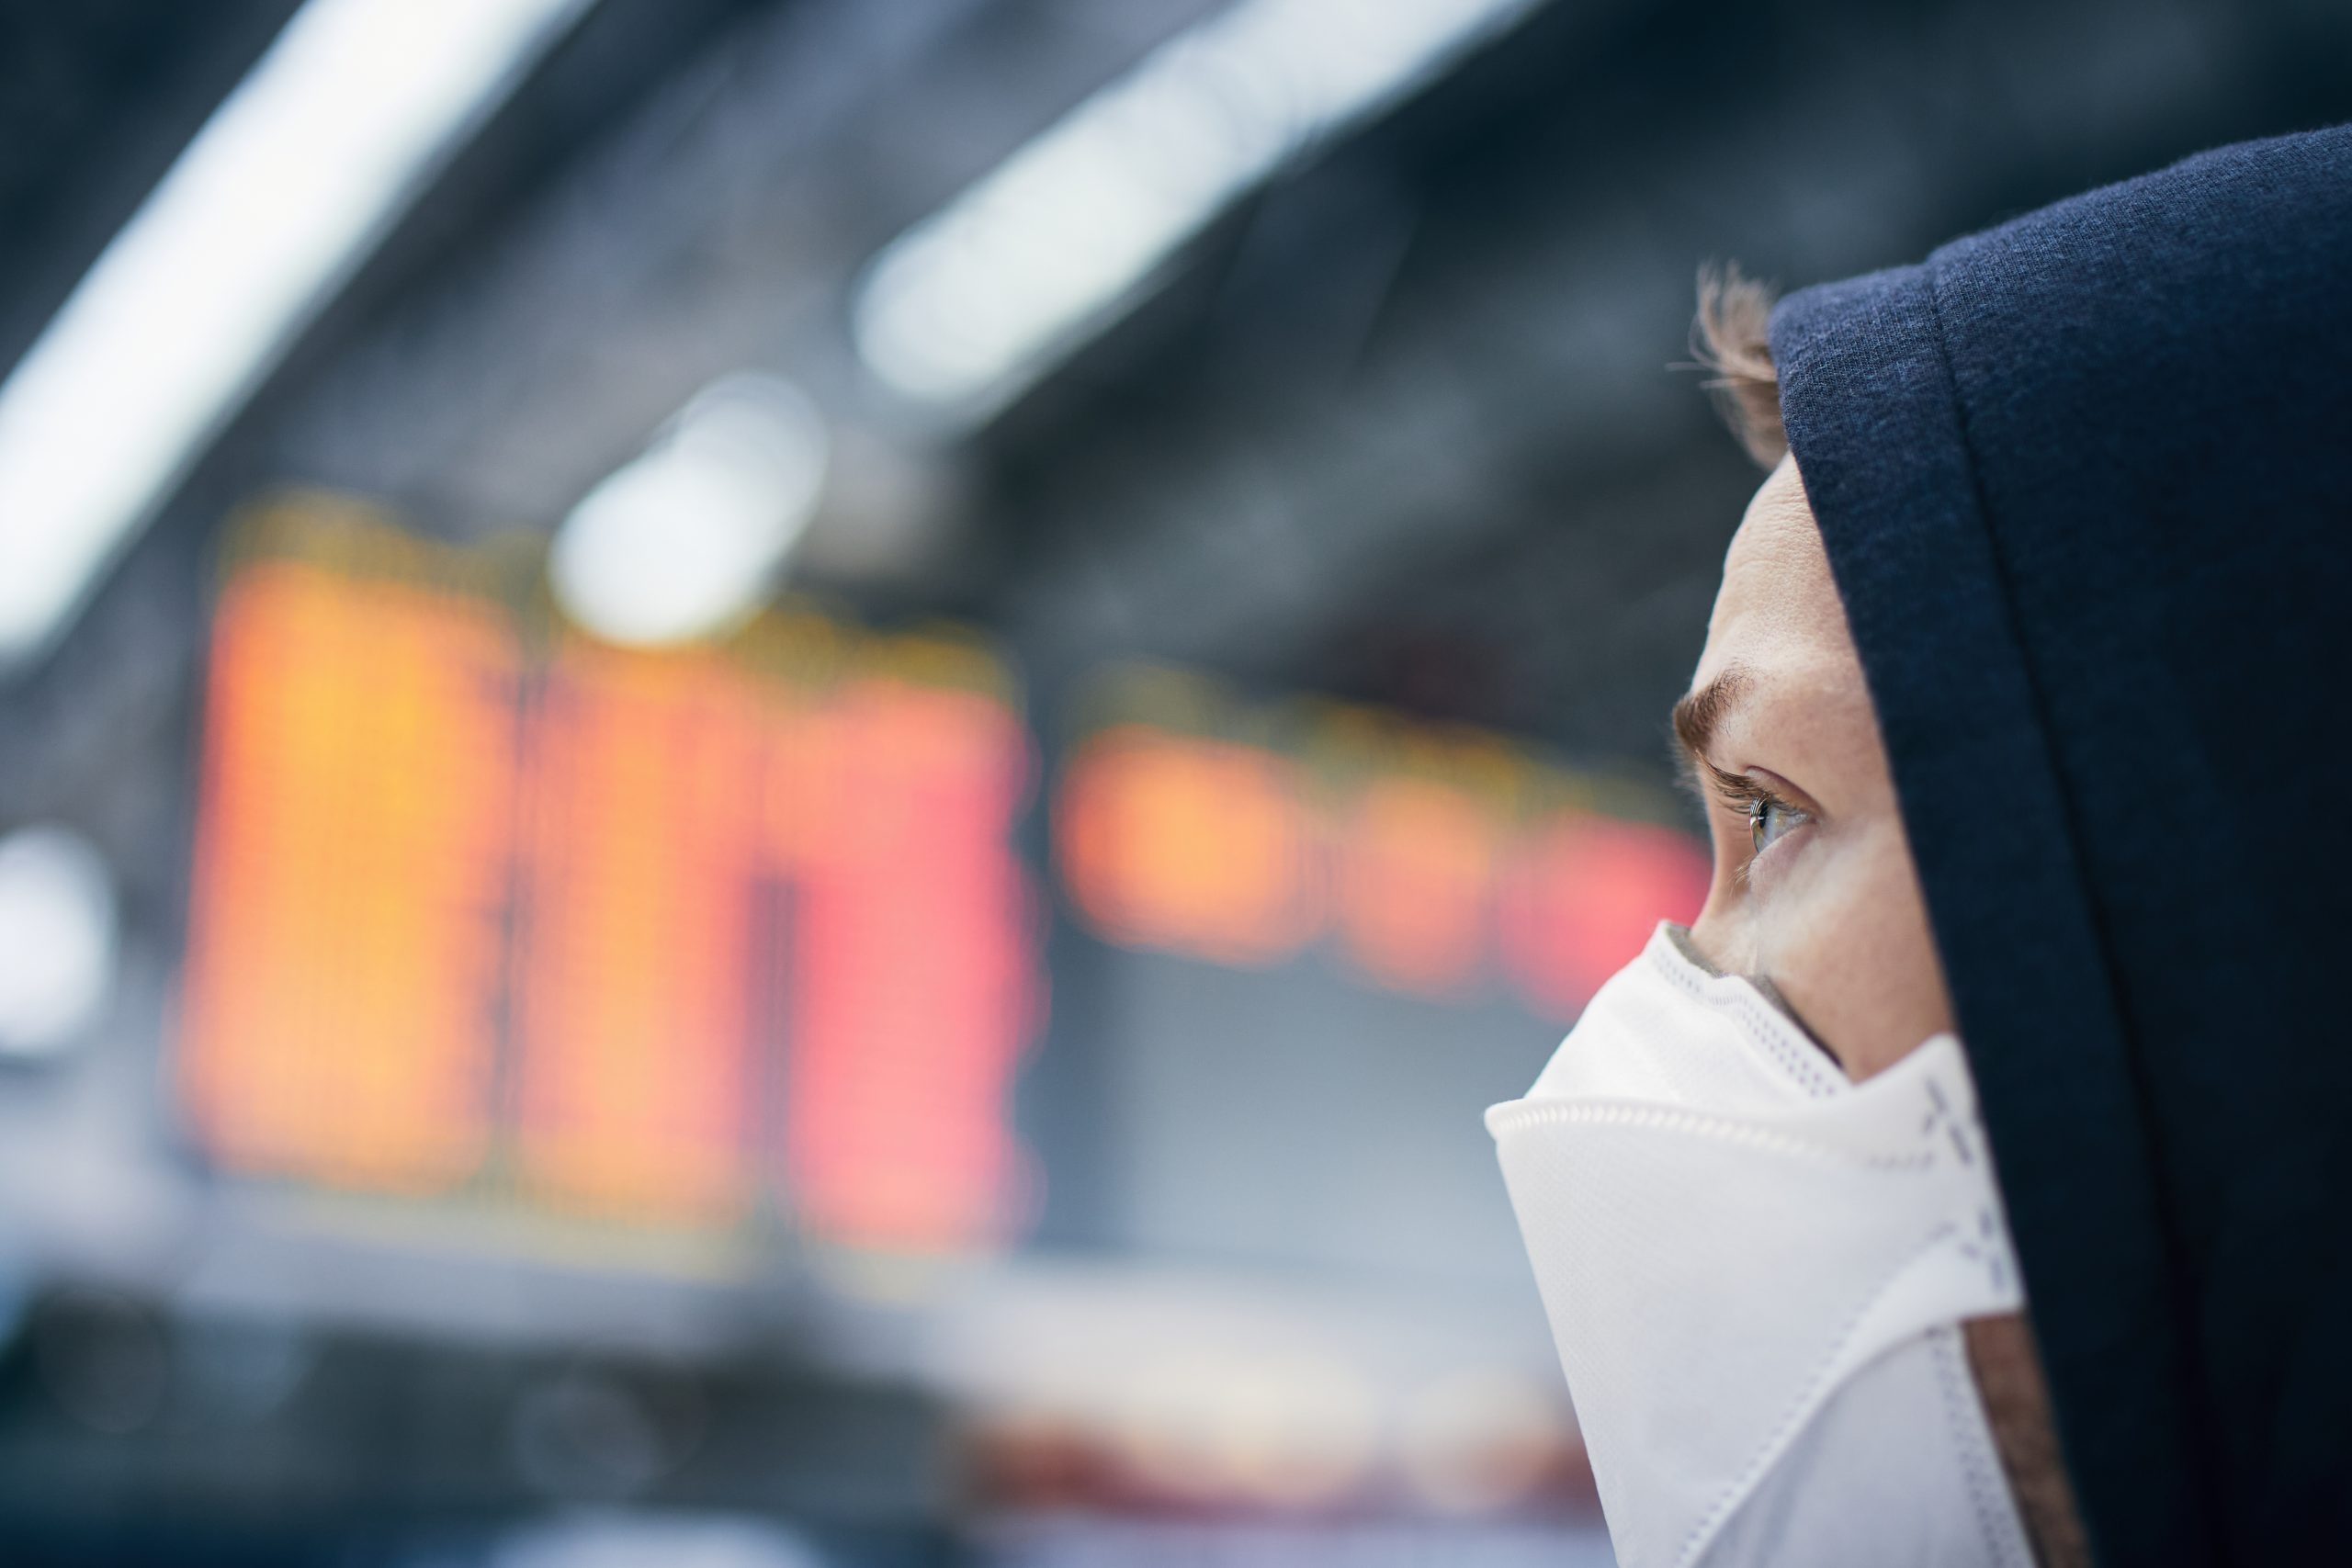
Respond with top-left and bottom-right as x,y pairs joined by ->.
1770,126 -> 2352,1564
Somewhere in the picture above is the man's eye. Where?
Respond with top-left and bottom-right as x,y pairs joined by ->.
1747,794 -> 1807,854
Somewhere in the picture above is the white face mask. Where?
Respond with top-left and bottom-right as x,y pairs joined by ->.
1487,924 -> 2035,1568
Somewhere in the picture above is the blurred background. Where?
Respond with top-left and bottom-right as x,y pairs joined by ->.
0,0 -> 2342,1562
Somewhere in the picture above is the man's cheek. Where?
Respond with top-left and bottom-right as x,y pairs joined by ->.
1744,847 -> 1920,1076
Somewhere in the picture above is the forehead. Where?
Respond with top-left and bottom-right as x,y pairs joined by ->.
1695,457 -> 1856,694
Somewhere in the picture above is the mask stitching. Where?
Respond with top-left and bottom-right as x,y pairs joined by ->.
1676,1222 -> 1964,1568
1647,942 -> 1843,1100
1928,1325 -> 2025,1566
1488,1099 -> 1936,1172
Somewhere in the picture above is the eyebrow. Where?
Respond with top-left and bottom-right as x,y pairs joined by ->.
1671,664 -> 1752,767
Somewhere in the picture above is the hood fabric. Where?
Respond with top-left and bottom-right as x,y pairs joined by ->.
1769,125 -> 2352,1564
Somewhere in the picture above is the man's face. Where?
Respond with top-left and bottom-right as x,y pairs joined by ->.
1677,454 -> 2086,1565
1678,453 -> 1950,1077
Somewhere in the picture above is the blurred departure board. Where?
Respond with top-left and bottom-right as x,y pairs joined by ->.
179,548 -> 519,1195
179,496 -> 1040,1249
175,493 -> 1705,1266
1057,670 -> 1708,1019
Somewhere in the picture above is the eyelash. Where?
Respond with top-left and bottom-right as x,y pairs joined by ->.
1704,766 -> 1811,870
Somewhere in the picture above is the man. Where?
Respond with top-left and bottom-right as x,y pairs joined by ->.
1489,126 -> 2351,1566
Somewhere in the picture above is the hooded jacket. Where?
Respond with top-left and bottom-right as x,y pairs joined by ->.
1770,125 -> 2352,1564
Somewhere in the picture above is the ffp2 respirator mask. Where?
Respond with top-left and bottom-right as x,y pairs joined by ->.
1487,924 -> 2034,1568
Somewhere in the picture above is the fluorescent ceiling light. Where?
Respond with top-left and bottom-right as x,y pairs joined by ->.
0,0 -> 594,671
853,0 -> 1549,419
550,375 -> 831,648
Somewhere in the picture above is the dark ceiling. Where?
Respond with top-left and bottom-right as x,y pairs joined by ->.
1,0 -> 2348,868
